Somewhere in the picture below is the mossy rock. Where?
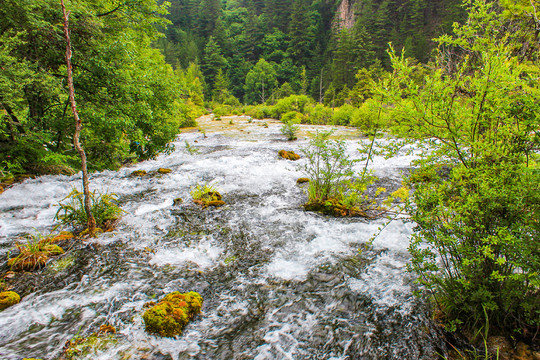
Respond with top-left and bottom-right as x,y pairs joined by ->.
0,291 -> 21,310
173,197 -> 184,205
304,198 -> 367,217
193,191 -> 225,209
130,170 -> 147,176
63,327 -> 117,359
157,168 -> 172,174
142,291 -> 203,337
278,150 -> 300,161
0,185 -> 3,194
296,178 -> 310,184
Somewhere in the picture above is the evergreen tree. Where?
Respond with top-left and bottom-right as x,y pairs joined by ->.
201,37 -> 228,94
288,0 -> 316,65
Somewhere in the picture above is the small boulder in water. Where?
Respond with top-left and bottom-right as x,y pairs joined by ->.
157,168 -> 172,174
173,197 -> 184,205
296,177 -> 309,184
279,150 -> 300,161
0,291 -> 21,310
130,170 -> 147,177
142,291 -> 203,337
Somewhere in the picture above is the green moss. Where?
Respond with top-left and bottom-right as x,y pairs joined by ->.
0,291 -> 21,310
63,333 -> 117,359
304,198 -> 368,217
296,177 -> 310,184
130,170 -> 147,176
157,168 -> 172,174
48,255 -> 75,272
142,291 -> 203,337
278,150 -> 300,161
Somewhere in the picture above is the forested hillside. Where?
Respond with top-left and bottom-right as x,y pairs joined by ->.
0,0 -> 202,175
157,0 -> 466,102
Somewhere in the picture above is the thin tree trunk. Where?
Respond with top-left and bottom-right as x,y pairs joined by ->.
60,0 -> 97,237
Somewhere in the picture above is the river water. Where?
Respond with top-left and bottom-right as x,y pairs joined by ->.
0,116 -> 443,359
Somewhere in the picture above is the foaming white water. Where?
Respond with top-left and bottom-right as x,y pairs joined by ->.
0,119 -> 439,360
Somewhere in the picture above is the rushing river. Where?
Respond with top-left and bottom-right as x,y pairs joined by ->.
0,116 -> 444,359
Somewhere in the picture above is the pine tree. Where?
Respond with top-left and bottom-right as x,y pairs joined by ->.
288,0 -> 316,65
201,37 -> 228,95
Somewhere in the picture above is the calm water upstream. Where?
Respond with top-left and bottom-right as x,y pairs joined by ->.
0,116 -> 443,359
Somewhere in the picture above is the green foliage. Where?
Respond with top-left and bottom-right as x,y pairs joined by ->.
407,162 -> 540,334
304,103 -> 333,125
386,0 -> 540,338
55,189 -> 124,232
331,104 -> 355,126
273,95 -> 312,119
0,0 -> 194,173
301,130 -> 355,202
244,59 -> 278,104
280,114 -> 300,141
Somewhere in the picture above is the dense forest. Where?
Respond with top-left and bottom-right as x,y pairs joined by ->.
158,0 -> 466,102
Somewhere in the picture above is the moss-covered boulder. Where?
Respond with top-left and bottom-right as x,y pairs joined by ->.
296,178 -> 310,184
130,170 -> 147,176
304,198 -> 368,217
142,291 -> 203,337
157,168 -> 172,174
278,150 -> 300,161
0,291 -> 21,310
193,191 -> 225,209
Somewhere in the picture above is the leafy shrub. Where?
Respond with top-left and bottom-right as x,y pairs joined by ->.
408,162 -> 540,335
350,99 -> 385,131
246,105 -> 273,119
331,104 -> 356,126
280,121 -> 299,141
273,95 -> 312,119
305,103 -> 333,124
55,189 -> 125,232
301,130 -> 355,202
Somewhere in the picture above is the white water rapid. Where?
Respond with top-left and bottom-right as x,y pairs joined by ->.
0,116 -> 443,359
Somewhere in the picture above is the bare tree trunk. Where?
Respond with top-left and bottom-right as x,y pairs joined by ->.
61,0 -> 97,237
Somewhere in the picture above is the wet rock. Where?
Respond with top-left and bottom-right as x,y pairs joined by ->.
487,336 -> 513,360
0,290 -> 20,310
131,170 -> 147,176
193,191 -> 225,209
278,150 -> 300,160
296,177 -> 309,184
304,198 -> 370,218
63,324 -> 118,359
173,197 -> 184,205
157,168 -> 172,174
0,184 -> 3,194
142,291 -> 203,337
